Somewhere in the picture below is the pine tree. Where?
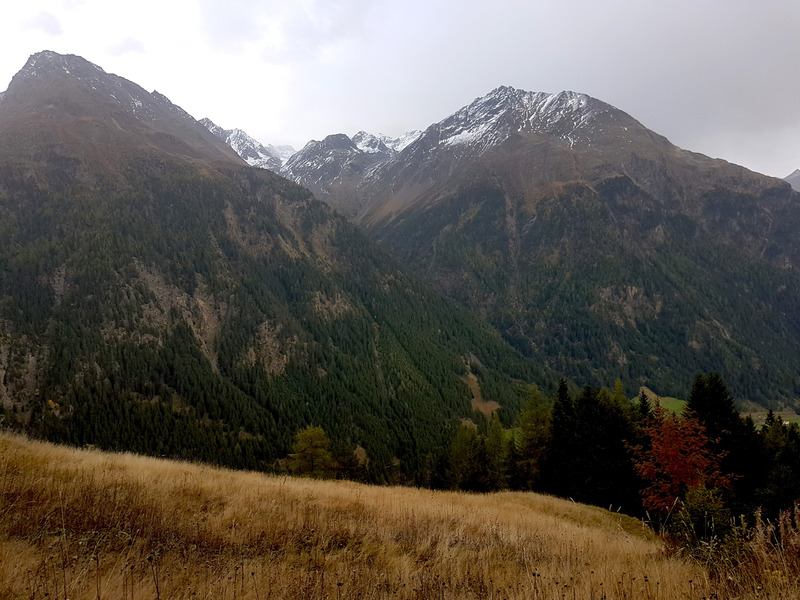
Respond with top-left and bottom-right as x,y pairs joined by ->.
686,373 -> 740,442
485,413 -> 510,490
448,424 -> 489,492
543,384 -> 640,512
541,379 -> 576,497
685,373 -> 764,510
510,387 -> 550,490
757,417 -> 800,516
637,390 -> 653,423
288,426 -> 337,479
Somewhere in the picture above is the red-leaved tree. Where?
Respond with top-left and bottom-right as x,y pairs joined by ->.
633,405 -> 730,516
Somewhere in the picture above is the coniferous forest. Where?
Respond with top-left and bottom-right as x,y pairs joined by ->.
417,373 -> 800,533
0,156 -> 548,482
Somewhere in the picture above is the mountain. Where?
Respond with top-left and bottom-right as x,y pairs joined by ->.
200,117 -> 295,171
277,130 -> 421,218
354,130 -> 422,154
0,50 -> 245,168
0,52 -> 545,478
279,133 -> 387,218
285,86 -> 800,406
785,169 -> 800,192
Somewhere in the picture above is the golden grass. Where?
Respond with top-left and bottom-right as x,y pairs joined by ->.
0,432 -> 794,599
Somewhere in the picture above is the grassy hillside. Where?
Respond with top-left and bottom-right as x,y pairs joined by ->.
2,434 -> 798,599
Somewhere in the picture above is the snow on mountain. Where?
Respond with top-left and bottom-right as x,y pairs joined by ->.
280,130 -> 426,188
198,86 -> 649,219
200,118 -> 294,172
14,51 -> 201,128
352,131 -> 392,155
352,131 -> 422,154
38,54 -> 200,131
423,86 -> 619,156
381,130 -> 423,153
280,134 -> 362,186
272,144 -> 296,164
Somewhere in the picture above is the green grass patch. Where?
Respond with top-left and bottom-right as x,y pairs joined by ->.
658,397 -> 687,415
638,386 -> 686,414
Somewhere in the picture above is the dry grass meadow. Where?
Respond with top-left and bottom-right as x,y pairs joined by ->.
0,432 -> 798,599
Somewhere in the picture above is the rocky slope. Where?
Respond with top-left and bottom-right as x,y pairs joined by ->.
201,117 -> 294,171
278,130 -> 420,218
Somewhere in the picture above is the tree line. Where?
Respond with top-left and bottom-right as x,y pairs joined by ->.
288,372 -> 800,539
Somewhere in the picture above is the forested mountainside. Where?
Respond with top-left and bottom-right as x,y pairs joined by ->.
0,51 -> 547,481
5,52 -> 800,536
266,87 -> 800,407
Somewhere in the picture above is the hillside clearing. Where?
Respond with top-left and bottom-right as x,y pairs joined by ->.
0,433 -> 784,599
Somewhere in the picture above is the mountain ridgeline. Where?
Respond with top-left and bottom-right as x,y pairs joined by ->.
246,87 -> 800,406
0,52 -> 545,479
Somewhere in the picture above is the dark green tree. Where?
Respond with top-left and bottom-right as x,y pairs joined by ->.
288,426 -> 337,479
542,384 -> 640,512
686,373 -> 741,442
485,413 -> 510,490
637,390 -> 653,423
540,379 -> 577,498
756,417 -> 800,517
685,373 -> 764,510
448,424 -> 489,492
508,384 -> 551,490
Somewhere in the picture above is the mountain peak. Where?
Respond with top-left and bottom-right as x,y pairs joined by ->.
785,168 -> 800,191
200,117 -> 293,171
434,86 -> 616,152
0,50 -> 243,167
13,50 -> 105,86
352,131 -> 392,155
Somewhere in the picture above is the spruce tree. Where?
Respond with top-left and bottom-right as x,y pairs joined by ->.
637,390 -> 653,423
511,388 -> 551,490
541,379 -> 576,497
485,413 -> 510,490
685,373 -> 763,511
686,373 -> 740,442
288,426 -> 337,479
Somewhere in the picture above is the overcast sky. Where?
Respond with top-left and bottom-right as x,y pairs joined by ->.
1,0 -> 799,178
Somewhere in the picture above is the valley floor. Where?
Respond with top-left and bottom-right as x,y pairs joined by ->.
0,433 -> 795,599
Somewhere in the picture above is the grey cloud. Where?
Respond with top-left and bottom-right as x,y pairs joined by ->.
108,38 -> 145,56
197,0 -> 267,51
213,0 -> 800,177
26,12 -> 63,36
198,0 -> 374,62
